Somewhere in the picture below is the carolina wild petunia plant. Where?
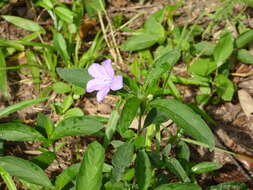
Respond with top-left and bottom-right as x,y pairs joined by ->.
86,59 -> 123,102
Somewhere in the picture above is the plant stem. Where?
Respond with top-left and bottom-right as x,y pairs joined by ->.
181,137 -> 253,163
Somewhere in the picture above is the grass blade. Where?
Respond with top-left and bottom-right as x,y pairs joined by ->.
0,97 -> 48,118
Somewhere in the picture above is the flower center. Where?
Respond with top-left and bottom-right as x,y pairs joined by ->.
103,77 -> 112,85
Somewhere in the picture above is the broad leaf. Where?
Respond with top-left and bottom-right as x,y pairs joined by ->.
52,82 -> 72,94
213,32 -> 234,67
236,29 -> 253,48
120,17 -> 165,51
193,41 -> 215,56
51,116 -> 104,140
165,157 -> 190,182
208,181 -> 248,190
53,32 -> 70,65
76,141 -> 105,190
150,99 -> 215,147
120,33 -> 159,51
189,58 -> 216,76
2,16 -> 44,32
112,142 -> 134,182
55,6 -> 74,23
144,49 -> 180,89
32,152 -> 56,170
55,163 -> 80,190
0,122 -> 45,142
117,97 -> 141,135
84,0 -> 105,18
104,109 -> 120,146
191,161 -> 222,174
104,181 -> 126,190
56,68 -> 92,89
136,150 -> 152,190
0,156 -> 52,187
154,183 -> 201,190
176,141 -> 190,161
144,17 -> 165,43
37,112 -> 54,139
144,108 -> 170,128
237,49 -> 253,64
214,74 -> 235,101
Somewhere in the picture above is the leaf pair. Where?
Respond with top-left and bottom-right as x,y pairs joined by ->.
120,17 -> 165,51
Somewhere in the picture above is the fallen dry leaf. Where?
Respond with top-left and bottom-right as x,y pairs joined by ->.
238,89 -> 253,117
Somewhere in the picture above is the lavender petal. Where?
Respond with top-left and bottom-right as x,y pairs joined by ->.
86,78 -> 109,92
88,63 -> 108,78
110,75 -> 123,91
102,59 -> 114,77
96,87 -> 110,102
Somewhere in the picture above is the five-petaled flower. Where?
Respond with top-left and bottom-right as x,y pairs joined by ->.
86,59 -> 123,102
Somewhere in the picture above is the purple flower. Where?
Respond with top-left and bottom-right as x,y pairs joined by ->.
86,59 -> 123,102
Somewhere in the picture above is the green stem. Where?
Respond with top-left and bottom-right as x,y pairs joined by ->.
181,137 -> 253,163
0,167 -> 17,190
181,137 -> 236,156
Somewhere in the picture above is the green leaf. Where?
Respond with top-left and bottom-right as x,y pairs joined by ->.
36,0 -> 54,10
117,97 -> 141,135
189,58 -> 216,76
165,157 -> 190,182
213,32 -> 234,67
144,17 -> 165,43
112,142 -> 134,182
55,163 -> 80,190
144,49 -> 181,89
154,183 -> 201,190
32,151 -> 56,170
191,161 -> 222,174
236,29 -> 253,48
120,33 -> 159,51
0,122 -> 45,142
0,167 -> 17,190
214,74 -> 235,101
144,108 -> 170,128
37,112 -> 54,139
0,156 -> 53,188
84,0 -> 105,18
76,141 -> 105,190
26,51 -> 40,89
53,32 -> 70,65
136,150 -> 152,190
193,41 -> 215,56
104,109 -> 120,146
104,181 -> 126,190
0,38 -> 24,51
55,6 -> 74,23
56,68 -> 92,89
176,141 -> 190,161
150,99 -> 215,148
0,48 -> 10,99
63,108 -> 84,119
52,82 -> 72,94
51,116 -> 103,140
2,16 -> 44,32
208,181 -> 248,190
0,98 -> 48,118
120,16 -> 165,51
237,49 -> 253,64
